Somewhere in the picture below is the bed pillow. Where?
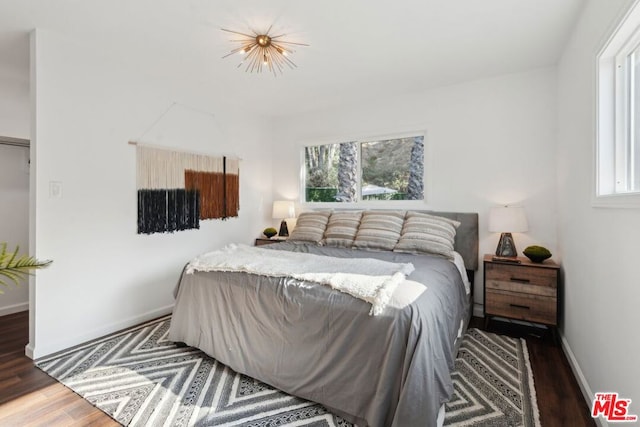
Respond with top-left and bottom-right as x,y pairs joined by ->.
288,211 -> 331,244
394,211 -> 461,259
353,210 -> 406,251
323,211 -> 363,248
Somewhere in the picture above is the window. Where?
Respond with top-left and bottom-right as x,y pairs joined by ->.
303,135 -> 424,203
596,0 -> 640,206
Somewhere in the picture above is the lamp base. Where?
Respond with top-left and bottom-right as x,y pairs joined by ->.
278,219 -> 289,237
495,232 -> 518,257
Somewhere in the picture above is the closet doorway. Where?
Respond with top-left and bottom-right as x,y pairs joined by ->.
0,136 -> 30,316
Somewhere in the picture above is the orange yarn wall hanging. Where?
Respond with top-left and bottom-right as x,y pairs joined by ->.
135,144 -> 240,234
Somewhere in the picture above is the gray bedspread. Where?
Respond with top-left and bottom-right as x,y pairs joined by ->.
168,242 -> 470,427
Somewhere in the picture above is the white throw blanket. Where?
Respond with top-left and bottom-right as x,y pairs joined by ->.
186,244 -> 415,315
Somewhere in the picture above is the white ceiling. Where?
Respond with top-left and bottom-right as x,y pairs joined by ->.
0,0 -> 585,118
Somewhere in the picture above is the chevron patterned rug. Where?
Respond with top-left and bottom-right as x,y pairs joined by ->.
36,317 -> 539,427
444,329 -> 540,427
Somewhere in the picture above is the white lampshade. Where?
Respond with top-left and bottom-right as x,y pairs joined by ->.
488,206 -> 528,233
272,200 -> 296,219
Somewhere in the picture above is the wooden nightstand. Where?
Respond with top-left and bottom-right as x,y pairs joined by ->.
483,254 -> 560,342
255,238 -> 286,246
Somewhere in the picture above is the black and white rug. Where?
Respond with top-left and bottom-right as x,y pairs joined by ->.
36,317 -> 539,426
444,329 -> 540,427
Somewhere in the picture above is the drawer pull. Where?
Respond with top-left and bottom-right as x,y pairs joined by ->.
510,277 -> 530,284
509,303 -> 530,310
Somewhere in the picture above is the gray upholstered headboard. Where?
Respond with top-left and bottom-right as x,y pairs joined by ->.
415,210 -> 479,271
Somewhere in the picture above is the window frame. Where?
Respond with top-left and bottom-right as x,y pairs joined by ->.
299,130 -> 429,207
595,0 -> 640,208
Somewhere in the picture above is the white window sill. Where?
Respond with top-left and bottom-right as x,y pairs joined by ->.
592,192 -> 640,208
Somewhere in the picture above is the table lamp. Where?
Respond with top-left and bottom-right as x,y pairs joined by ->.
272,201 -> 296,237
488,206 -> 528,258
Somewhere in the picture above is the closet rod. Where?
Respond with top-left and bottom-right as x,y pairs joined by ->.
0,136 -> 30,148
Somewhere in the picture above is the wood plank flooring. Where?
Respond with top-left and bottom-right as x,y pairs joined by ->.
0,311 -> 117,427
0,311 -> 595,426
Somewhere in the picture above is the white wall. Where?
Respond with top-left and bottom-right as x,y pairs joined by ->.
29,29 -> 274,358
0,65 -> 30,139
557,0 -> 640,416
0,58 -> 30,316
272,68 -> 559,314
0,144 -> 30,315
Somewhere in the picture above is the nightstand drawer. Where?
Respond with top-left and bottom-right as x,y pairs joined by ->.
485,290 -> 557,325
485,279 -> 556,297
485,263 -> 557,288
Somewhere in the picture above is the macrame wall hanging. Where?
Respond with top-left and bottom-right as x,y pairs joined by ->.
135,144 -> 240,234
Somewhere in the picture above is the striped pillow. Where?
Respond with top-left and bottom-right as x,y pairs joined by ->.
353,211 -> 406,251
394,211 -> 461,259
288,211 -> 331,243
323,211 -> 363,247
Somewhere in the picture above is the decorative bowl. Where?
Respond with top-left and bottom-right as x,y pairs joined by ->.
523,245 -> 552,263
263,227 -> 278,238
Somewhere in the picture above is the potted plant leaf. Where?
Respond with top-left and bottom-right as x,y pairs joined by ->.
0,243 -> 52,293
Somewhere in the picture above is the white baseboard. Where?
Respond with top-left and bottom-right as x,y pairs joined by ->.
29,304 -> 174,360
560,332 -> 606,427
25,343 -> 34,359
0,302 -> 28,317
473,303 -> 483,318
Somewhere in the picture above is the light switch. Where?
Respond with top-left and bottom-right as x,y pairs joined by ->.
49,181 -> 63,198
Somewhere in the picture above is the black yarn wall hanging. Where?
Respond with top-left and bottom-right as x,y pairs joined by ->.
136,145 -> 239,235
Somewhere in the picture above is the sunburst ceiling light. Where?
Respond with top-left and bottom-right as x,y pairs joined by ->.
221,26 -> 308,75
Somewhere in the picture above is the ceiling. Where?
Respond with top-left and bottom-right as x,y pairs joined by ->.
0,0 -> 585,118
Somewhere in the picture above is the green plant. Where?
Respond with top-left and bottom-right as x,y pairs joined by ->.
0,243 -> 52,293
263,227 -> 278,238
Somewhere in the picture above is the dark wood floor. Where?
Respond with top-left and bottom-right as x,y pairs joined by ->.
0,311 -> 117,426
0,311 -> 594,426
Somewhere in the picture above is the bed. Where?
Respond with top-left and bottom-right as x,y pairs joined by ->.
168,210 -> 478,427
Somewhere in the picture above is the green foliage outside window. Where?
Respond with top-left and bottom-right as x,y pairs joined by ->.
304,135 -> 424,202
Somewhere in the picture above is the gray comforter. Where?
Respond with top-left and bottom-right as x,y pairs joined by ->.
168,242 -> 470,427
